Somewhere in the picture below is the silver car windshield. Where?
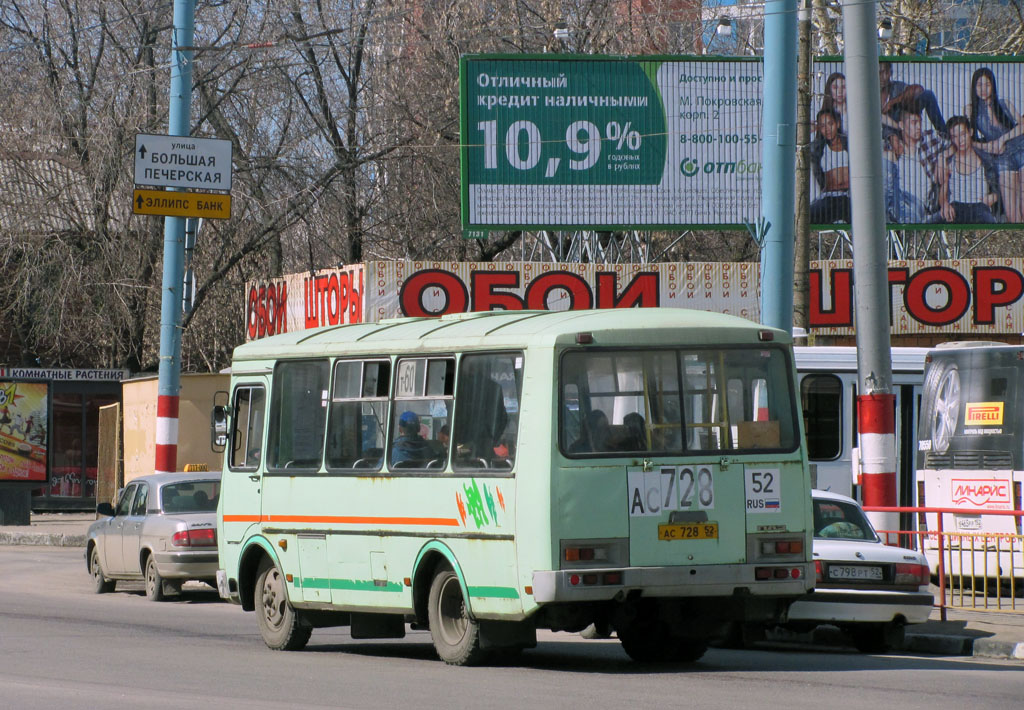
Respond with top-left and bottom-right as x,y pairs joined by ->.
813,498 -> 878,541
161,481 -> 220,513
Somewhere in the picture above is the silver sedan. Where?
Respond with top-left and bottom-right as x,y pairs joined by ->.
85,471 -> 221,601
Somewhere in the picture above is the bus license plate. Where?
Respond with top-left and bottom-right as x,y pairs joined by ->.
658,522 -> 718,541
828,565 -> 882,581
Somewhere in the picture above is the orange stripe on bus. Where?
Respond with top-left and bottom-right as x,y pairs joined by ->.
224,514 -> 460,527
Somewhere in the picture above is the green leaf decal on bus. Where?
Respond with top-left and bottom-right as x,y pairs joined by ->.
463,479 -> 490,528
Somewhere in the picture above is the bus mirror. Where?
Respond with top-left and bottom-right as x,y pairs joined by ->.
211,405 -> 228,452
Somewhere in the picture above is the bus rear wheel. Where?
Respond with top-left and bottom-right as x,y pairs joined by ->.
254,557 -> 311,651
427,564 -> 486,666
619,625 -> 707,663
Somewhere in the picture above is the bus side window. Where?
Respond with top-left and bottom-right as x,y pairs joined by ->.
230,385 -> 265,470
268,360 -> 329,471
326,359 -> 390,471
453,353 -> 522,470
388,357 -> 454,471
801,374 -> 842,460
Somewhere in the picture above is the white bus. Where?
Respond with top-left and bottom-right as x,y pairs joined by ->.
795,346 -> 928,513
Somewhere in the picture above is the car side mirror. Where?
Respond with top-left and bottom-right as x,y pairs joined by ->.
96,502 -> 115,517
211,404 -> 228,452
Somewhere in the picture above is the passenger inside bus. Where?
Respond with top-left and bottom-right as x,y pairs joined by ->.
620,412 -> 647,451
570,410 -> 610,453
453,369 -> 508,467
391,411 -> 433,466
437,424 -> 450,456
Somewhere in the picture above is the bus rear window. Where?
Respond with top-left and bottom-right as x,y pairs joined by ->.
560,348 -> 798,456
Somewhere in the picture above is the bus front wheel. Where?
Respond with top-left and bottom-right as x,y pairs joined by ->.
427,564 -> 486,666
254,557 -> 312,651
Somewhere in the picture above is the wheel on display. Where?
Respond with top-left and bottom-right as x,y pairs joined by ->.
921,361 -> 960,454
254,557 -> 311,651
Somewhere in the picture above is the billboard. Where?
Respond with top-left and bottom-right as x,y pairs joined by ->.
246,259 -> 1024,340
812,257 -> 1024,335
460,55 -> 1024,230
812,58 -> 1024,227
0,381 -> 48,482
461,55 -> 761,229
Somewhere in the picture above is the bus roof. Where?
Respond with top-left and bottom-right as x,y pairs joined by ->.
232,308 -> 785,362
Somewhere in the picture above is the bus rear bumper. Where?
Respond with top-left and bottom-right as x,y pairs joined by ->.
532,563 -> 813,603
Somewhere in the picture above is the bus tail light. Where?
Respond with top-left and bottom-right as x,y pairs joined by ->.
894,562 -> 929,586
815,559 -> 823,582
761,539 -> 804,555
172,528 -> 216,547
564,546 -> 606,562
561,539 -> 627,569
755,566 -> 803,580
568,571 -> 624,587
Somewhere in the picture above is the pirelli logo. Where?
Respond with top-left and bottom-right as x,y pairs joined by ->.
964,402 -> 1004,426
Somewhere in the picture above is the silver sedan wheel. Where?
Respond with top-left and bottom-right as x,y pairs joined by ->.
145,556 -> 166,602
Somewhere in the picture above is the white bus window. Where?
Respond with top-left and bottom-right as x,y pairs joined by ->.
801,375 -> 842,460
453,353 -> 523,471
389,357 -> 453,470
326,360 -> 390,471
268,360 -> 329,471
230,385 -> 265,470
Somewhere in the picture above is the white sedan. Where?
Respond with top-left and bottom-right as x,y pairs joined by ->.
780,489 -> 933,652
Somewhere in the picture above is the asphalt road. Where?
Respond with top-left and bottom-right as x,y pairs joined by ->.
1,547 -> 1021,710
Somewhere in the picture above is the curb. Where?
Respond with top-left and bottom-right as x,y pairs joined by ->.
795,624 -> 1022,662
0,532 -> 87,547
904,633 -> 972,656
972,638 -> 1024,660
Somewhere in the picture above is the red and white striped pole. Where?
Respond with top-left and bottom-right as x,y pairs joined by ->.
155,394 -> 180,475
858,393 -> 898,543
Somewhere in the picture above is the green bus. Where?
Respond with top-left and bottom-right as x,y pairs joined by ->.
213,308 -> 814,665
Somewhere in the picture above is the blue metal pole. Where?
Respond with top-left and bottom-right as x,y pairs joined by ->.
155,0 -> 195,475
759,0 -> 798,333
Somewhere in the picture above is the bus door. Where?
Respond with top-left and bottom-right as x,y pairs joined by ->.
221,380 -> 267,545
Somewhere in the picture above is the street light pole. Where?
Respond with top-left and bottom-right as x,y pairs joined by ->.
841,0 -> 897,536
759,0 -> 798,335
155,0 -> 195,476
793,0 -> 812,337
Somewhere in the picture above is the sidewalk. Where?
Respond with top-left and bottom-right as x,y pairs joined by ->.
2,512 -> 1022,662
0,511 -> 94,548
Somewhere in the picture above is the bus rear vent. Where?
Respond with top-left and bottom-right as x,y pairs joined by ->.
925,450 -> 1013,470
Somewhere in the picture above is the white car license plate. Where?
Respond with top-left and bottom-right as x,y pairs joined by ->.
828,565 -> 882,581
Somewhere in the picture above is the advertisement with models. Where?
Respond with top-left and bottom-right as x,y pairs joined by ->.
0,381 -> 48,481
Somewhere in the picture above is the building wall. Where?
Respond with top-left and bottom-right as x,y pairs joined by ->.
122,373 -> 228,484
